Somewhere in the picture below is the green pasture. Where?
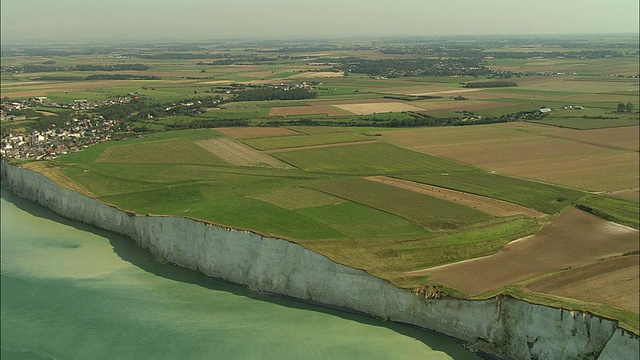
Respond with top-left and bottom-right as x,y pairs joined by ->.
378,218 -> 541,273
272,142 -> 470,175
306,178 -> 492,232
57,129 -> 222,164
574,194 -> 640,229
242,132 -> 370,150
400,172 -> 583,215
95,138 -> 228,166
296,202 -> 429,239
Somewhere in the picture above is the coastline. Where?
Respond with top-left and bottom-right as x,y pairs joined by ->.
2,161 -> 638,359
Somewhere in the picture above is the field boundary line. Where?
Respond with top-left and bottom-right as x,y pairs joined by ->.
264,140 -> 380,154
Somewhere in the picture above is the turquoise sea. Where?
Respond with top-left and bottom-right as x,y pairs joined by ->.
1,187 -> 479,359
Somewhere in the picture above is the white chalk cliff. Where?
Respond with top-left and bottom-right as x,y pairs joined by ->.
2,162 -> 638,359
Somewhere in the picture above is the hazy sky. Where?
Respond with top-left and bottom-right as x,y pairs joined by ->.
1,0 -> 639,43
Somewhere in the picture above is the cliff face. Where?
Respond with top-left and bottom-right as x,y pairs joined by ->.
2,162 -> 638,359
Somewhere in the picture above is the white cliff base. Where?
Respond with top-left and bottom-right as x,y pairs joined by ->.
2,162 -> 638,360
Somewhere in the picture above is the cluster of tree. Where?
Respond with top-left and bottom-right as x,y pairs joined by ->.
617,103 -> 634,113
195,55 -> 277,66
369,110 -> 547,128
85,74 -> 159,80
335,58 -> 490,78
463,81 -> 517,88
382,95 -> 442,101
165,119 -> 248,130
33,74 -> 160,81
2,63 -> 150,74
233,88 -> 316,101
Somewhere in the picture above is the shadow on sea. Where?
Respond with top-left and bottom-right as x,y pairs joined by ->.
1,186 -> 476,358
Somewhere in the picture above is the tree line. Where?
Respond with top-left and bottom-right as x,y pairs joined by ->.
2,63 -> 150,74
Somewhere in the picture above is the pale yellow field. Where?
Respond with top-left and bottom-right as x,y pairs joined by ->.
196,138 -> 292,169
332,101 -> 424,115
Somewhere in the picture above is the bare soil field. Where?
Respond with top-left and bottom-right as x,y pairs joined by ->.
196,138 -> 292,169
608,188 -> 640,202
332,101 -> 425,115
489,151 -> 639,192
382,123 -> 639,192
514,123 -> 640,151
407,208 -> 639,296
264,140 -> 380,154
269,105 -> 349,117
365,176 -> 546,218
216,127 -> 301,140
525,255 -> 639,313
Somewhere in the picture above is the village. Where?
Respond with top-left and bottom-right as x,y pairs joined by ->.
0,116 -> 124,161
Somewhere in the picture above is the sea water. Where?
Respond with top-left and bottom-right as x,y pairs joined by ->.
1,187 -> 479,360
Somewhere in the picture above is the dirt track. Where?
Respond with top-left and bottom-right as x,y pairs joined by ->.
366,176 -> 546,218
407,208 -> 639,296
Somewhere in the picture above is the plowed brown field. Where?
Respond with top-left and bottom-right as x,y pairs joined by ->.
407,208 -> 639,296
526,255 -> 639,313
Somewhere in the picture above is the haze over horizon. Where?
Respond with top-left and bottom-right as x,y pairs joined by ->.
1,0 -> 639,44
